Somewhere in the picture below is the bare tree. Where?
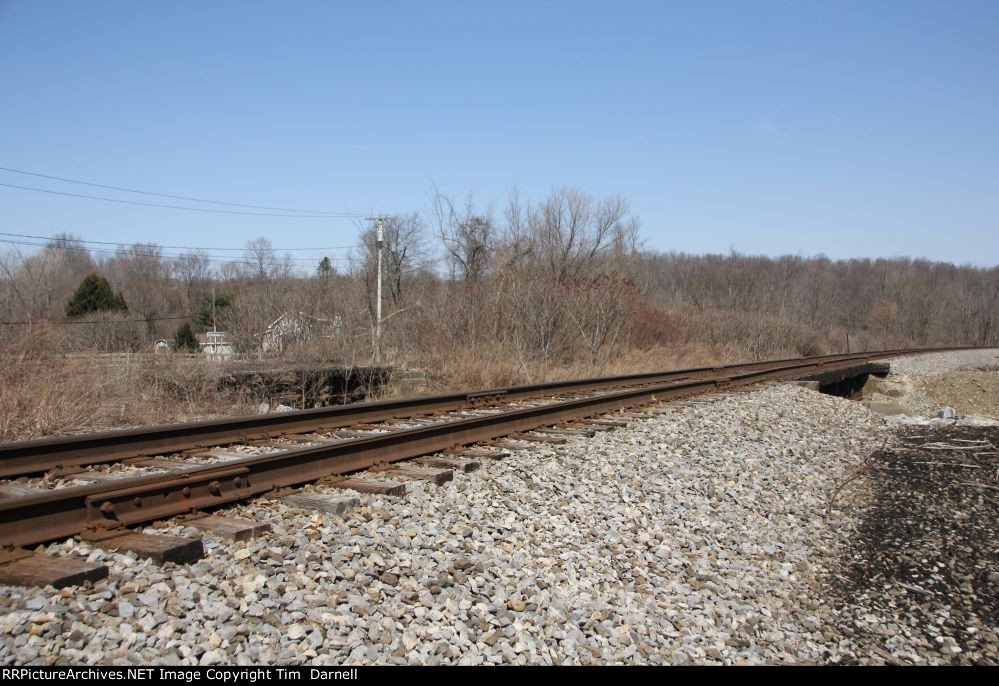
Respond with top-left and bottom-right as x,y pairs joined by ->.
521,187 -> 639,284
358,213 -> 427,303
431,190 -> 494,283
244,237 -> 293,281
173,250 -> 213,304
566,274 -> 637,364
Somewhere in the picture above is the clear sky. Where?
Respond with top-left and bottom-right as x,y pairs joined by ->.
1,0 -> 997,268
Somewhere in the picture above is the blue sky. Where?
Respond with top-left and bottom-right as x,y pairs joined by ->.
1,0 -> 997,268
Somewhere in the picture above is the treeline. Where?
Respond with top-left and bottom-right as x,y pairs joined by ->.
2,186 -> 997,385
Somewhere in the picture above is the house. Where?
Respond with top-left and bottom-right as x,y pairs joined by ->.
152,332 -> 233,358
197,330 -> 234,359
261,312 -> 343,352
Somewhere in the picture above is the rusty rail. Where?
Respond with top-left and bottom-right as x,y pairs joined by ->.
0,348 -> 938,478
0,349 -> 956,549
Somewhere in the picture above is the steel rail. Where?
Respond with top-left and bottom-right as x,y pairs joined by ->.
0,348 -> 940,478
0,352 -> 942,548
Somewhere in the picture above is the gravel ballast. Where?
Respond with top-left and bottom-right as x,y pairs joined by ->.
831,426 -> 998,665
869,349 -> 999,422
885,349 -> 999,377
1,380 -> 896,665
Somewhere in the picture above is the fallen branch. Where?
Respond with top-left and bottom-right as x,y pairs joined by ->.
897,581 -> 929,595
827,437 -> 888,514
912,461 -> 982,468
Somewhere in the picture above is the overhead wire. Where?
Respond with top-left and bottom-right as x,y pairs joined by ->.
0,165 -> 363,216
0,238 -> 357,267
0,231 -> 362,253
1,314 -> 198,326
0,181 -> 371,218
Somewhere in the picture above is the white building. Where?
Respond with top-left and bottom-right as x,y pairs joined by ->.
197,330 -> 234,359
261,312 -> 342,353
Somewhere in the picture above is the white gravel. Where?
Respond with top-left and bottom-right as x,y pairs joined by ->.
885,348 -> 999,377
867,348 -> 999,424
0,383 -> 888,665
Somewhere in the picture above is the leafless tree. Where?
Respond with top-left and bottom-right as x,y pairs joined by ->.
173,250 -> 213,304
244,237 -> 293,281
518,187 -> 639,284
431,190 -> 494,283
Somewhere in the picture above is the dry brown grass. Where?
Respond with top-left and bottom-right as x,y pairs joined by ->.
397,342 -> 725,395
0,332 -> 254,442
0,316 -> 871,443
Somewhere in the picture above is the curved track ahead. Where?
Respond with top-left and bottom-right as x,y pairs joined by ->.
0,348 -> 958,550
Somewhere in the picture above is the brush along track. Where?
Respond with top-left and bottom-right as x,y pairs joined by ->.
0,350 -> 932,480
0,350 -> 949,562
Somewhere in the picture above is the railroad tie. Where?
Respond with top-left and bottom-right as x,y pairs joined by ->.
572,424 -> 614,433
534,427 -> 597,438
0,555 -> 109,589
491,440 -> 533,451
513,433 -> 569,445
246,439 -> 300,449
447,448 -> 511,460
100,533 -> 205,565
124,457 -> 200,472
327,478 -> 407,497
187,515 -> 271,541
417,455 -> 481,472
380,464 -> 454,485
336,429 -> 385,439
275,434 -> 333,444
276,492 -> 361,515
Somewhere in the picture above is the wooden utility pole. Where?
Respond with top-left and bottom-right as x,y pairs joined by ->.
366,215 -> 392,363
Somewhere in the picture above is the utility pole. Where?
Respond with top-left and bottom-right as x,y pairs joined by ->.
366,215 -> 392,363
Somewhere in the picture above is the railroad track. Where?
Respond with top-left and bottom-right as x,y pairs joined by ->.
0,348 -> 957,587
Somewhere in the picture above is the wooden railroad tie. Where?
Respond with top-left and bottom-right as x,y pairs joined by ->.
511,433 -> 569,445
534,427 -> 597,438
325,477 -> 407,497
377,464 -> 454,485
416,455 -> 481,473
0,555 -> 109,589
99,533 -> 205,565
277,492 -> 361,515
446,447 -> 511,460
188,515 -> 271,541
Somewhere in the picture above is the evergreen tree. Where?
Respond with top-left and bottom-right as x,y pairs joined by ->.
195,291 -> 233,331
173,322 -> 200,352
65,273 -> 128,318
317,256 -> 333,278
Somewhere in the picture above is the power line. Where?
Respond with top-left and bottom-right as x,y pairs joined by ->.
1,314 -> 198,326
0,181 -> 367,219
0,238 -> 355,266
0,241 -> 355,268
0,231 -> 362,253
0,165 -> 368,216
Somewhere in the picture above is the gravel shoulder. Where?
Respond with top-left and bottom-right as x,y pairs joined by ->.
3,351 -> 996,665
1,382 -> 889,665
866,349 -> 999,421
829,426 -> 998,665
